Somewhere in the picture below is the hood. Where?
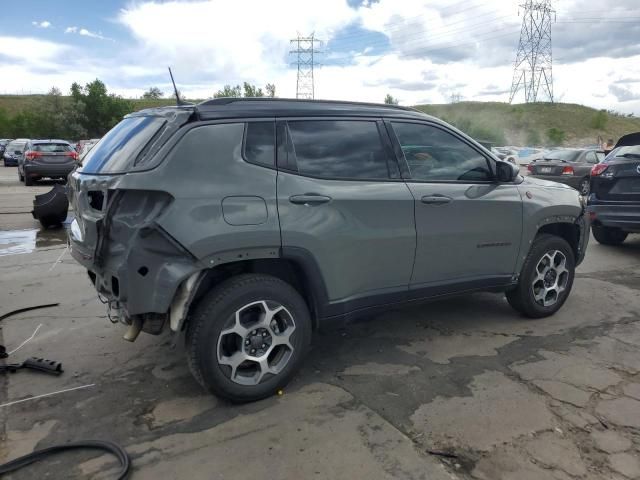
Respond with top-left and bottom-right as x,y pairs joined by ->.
522,175 -> 573,190
614,132 -> 640,148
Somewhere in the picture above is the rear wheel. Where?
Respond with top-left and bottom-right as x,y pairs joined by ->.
18,169 -> 24,182
24,175 -> 34,186
186,273 -> 312,403
592,226 -> 628,245
506,234 -> 575,318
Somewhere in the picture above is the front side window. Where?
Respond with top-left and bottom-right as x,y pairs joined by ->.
391,122 -> 492,182
244,122 -> 275,167
287,120 -> 392,180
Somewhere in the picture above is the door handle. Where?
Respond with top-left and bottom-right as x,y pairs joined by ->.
289,194 -> 332,206
421,195 -> 452,205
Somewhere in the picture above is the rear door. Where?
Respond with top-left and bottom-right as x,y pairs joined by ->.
387,120 -> 522,292
276,118 -> 416,315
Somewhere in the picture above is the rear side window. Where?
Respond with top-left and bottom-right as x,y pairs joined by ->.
287,120 -> 392,180
391,122 -> 492,182
244,122 -> 275,167
32,143 -> 72,153
80,116 -> 166,174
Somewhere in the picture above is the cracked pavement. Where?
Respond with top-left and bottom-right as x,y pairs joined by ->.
1,167 -> 640,479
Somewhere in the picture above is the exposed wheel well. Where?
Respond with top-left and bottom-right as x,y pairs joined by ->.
537,222 -> 580,259
188,258 -> 320,330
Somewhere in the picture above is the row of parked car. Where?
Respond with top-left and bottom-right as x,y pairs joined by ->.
526,136 -> 640,246
1,137 -> 99,185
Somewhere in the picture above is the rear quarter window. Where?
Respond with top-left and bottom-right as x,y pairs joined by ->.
79,116 -> 166,174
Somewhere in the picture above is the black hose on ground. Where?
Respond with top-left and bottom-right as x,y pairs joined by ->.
0,440 -> 130,479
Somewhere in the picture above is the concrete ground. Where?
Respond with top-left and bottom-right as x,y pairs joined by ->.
1,165 -> 640,480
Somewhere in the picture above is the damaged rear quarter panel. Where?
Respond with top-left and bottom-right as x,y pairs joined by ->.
109,121 -> 280,314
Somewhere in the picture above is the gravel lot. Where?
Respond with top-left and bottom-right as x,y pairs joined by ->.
1,165 -> 639,480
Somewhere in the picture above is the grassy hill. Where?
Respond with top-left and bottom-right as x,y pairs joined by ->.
415,101 -> 640,147
1,95 -> 638,147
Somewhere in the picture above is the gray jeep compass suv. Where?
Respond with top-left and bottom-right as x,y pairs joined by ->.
68,98 -> 589,402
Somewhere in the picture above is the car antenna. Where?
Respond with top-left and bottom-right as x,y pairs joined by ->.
168,67 -> 185,106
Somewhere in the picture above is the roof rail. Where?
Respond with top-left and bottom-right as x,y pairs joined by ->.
197,97 -> 415,112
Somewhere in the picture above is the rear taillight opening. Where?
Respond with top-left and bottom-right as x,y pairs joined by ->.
591,163 -> 609,176
25,151 -> 42,160
65,151 -> 79,161
527,164 -> 533,172
561,166 -> 574,176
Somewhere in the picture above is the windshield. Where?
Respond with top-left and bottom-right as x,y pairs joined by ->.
32,143 -> 72,153
543,150 -> 580,162
79,116 -> 166,174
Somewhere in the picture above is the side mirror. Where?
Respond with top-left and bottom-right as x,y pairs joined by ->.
496,160 -> 519,182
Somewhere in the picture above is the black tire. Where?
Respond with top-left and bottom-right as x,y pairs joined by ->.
18,169 -> 24,182
24,175 -> 34,186
506,234 -> 575,318
592,226 -> 627,245
578,177 -> 590,196
186,273 -> 312,403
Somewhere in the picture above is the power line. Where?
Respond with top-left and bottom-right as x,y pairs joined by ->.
509,0 -> 555,104
290,33 -> 322,99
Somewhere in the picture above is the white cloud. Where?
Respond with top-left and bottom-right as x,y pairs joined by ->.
1,0 -> 639,115
32,20 -> 52,29
65,26 -> 111,41
0,36 -> 69,60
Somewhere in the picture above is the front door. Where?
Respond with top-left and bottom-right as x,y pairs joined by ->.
387,121 -> 523,292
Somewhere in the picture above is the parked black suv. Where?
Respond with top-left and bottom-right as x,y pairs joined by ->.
68,99 -> 589,402
588,132 -> 640,245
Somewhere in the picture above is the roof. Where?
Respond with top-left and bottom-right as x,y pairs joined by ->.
193,97 -> 437,122
30,139 -> 70,144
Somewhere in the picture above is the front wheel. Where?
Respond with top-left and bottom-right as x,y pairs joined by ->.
186,273 -> 312,403
506,234 -> 575,318
592,226 -> 627,245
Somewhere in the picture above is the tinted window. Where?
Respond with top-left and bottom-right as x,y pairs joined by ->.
32,143 -> 72,153
244,122 -> 275,167
544,150 -> 580,162
391,122 -> 492,181
80,116 -> 166,174
287,120 -> 391,180
585,151 -> 598,164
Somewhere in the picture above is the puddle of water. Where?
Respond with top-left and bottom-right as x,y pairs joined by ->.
0,230 -> 37,256
0,216 -> 71,256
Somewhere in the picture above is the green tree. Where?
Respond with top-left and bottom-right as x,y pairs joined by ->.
591,110 -> 608,129
384,94 -> 399,105
70,79 -> 133,137
546,127 -> 566,146
214,83 -> 275,98
265,83 -> 276,98
243,82 -> 264,97
214,84 -> 242,98
142,87 -> 164,99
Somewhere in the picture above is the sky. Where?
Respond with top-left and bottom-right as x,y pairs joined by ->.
1,0 -> 640,113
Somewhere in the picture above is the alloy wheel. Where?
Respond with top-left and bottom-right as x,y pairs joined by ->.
216,300 -> 296,386
531,250 -> 569,307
